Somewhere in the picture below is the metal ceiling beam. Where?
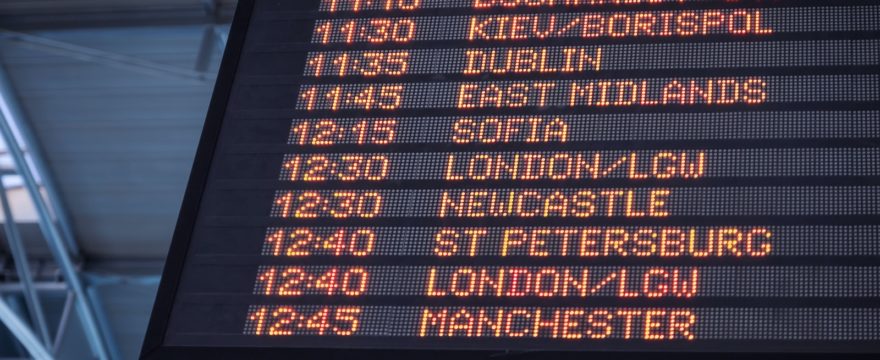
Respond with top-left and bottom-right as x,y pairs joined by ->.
195,0 -> 229,73
0,30 -> 214,83
0,282 -> 67,293
85,287 -> 120,360
50,293 -> 73,355
0,274 -> 161,293
0,297 -> 54,360
194,26 -> 220,73
0,1 -> 236,31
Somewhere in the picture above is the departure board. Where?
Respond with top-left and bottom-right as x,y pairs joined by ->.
142,0 -> 880,358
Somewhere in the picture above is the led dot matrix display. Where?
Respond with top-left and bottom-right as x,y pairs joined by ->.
142,0 -> 880,358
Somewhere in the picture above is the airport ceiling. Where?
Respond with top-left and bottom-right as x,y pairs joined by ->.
0,0 -> 236,260
0,0 -> 237,29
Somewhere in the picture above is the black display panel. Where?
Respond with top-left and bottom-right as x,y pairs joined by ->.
141,0 -> 880,358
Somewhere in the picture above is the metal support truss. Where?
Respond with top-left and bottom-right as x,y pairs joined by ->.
0,179 -> 52,347
0,61 -> 79,260
0,30 -> 213,83
0,297 -> 53,360
0,65 -> 111,359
